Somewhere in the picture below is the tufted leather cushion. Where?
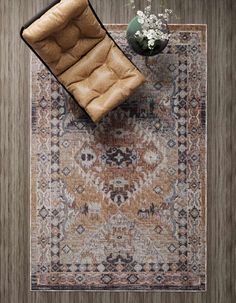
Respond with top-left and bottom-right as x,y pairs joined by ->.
21,0 -> 145,122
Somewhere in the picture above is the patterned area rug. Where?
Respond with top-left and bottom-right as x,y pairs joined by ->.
30,25 -> 207,291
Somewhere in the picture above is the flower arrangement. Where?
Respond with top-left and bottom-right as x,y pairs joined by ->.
128,0 -> 172,51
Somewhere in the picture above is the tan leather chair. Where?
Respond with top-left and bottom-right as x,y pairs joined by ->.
21,0 -> 145,123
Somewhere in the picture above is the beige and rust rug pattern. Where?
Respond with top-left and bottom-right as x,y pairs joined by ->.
30,25 -> 207,291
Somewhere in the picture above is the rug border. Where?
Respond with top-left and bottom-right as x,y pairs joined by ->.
29,23 -> 208,292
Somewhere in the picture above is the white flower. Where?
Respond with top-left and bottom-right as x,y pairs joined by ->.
133,5 -> 173,50
150,14 -> 157,20
149,39 -> 155,46
148,39 -> 155,49
128,0 -> 135,9
137,17 -> 144,24
146,29 -> 155,39
165,9 -> 172,14
134,30 -> 143,39
144,5 -> 152,14
137,10 -> 145,17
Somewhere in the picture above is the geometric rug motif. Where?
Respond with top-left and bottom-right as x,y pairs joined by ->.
30,24 -> 207,291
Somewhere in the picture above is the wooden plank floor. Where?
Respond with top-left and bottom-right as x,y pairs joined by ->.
0,0 -> 235,302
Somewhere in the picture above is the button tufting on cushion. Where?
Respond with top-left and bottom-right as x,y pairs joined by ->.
54,23 -> 80,50
21,0 -> 145,122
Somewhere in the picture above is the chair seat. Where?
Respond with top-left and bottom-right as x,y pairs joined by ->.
21,0 -> 145,122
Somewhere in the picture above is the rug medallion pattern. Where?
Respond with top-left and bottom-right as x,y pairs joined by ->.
31,25 -> 207,291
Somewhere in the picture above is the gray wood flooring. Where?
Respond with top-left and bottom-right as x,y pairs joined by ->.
0,0 -> 235,302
